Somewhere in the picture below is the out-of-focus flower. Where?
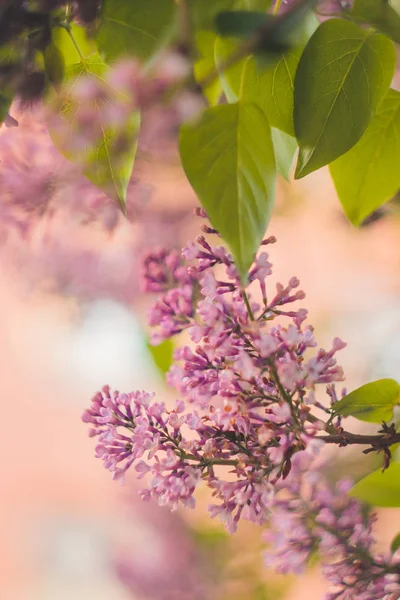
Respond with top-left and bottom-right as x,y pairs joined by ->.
114,499 -> 215,600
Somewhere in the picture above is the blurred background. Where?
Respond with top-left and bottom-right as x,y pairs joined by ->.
2,104 -> 400,600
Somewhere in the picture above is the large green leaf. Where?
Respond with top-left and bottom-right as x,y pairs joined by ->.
96,0 -> 176,64
179,102 -> 276,281
294,18 -> 396,178
350,463 -> 400,506
330,89 -> 400,226
194,31 -> 223,106
241,54 -> 297,135
351,0 -> 400,44
332,379 -> 400,423
49,54 -> 139,212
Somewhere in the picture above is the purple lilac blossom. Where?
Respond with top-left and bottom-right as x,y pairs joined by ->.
83,214 -> 345,526
83,213 -> 400,598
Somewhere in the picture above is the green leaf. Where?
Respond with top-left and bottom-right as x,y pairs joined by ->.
236,0 -> 271,9
271,128 -> 296,180
44,42 -> 65,85
53,23 -> 97,66
190,0 -> 236,31
214,36 -> 247,102
351,0 -> 400,44
215,10 -> 271,38
218,13 -> 318,134
391,533 -> 400,554
294,18 -> 396,178
350,463 -> 400,507
190,0 -> 270,30
0,93 -> 12,125
332,378 -> 400,423
194,31 -> 223,105
330,89 -> 400,226
96,0 -> 176,64
48,54 -> 140,212
241,52 -> 298,135
254,0 -> 316,56
180,102 -> 276,281
147,338 -> 174,376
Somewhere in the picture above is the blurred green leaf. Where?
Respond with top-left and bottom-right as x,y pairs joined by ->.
350,463 -> 400,506
44,42 -> 65,85
180,102 -> 276,281
351,0 -> 400,43
53,23 -> 97,66
216,13 -> 318,134
190,0 -> 237,30
332,379 -> 400,423
147,338 -> 174,376
96,0 -> 176,63
391,533 -> 400,553
194,31 -> 223,105
214,35 -> 247,102
294,18 -> 395,178
330,89 -> 400,226
255,0 -> 316,56
215,10 -> 271,38
48,54 -> 140,212
0,93 -> 12,126
190,0 -> 270,30
271,128 -> 297,180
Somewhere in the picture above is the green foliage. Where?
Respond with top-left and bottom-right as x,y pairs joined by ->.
53,23 -> 97,66
330,89 -> 400,226
253,0 -> 316,57
241,53 -> 297,136
241,12 -> 318,135
214,36 -> 246,103
48,54 -> 140,212
26,0 -> 400,267
190,0 -> 270,31
294,18 -> 396,178
271,128 -> 297,180
391,533 -> 400,554
147,338 -> 174,377
215,10 -> 271,38
350,463 -> 400,507
332,379 -> 400,423
189,0 -> 237,31
96,0 -> 176,63
351,0 -> 400,43
44,43 -> 65,85
194,31 -> 223,105
179,102 -> 276,281
0,94 -> 12,126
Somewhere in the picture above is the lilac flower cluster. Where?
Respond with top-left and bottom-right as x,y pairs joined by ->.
83,213 -> 344,524
83,213 -> 400,598
264,454 -> 400,600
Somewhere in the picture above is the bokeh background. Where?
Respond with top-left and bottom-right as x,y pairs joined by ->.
2,104 -> 400,600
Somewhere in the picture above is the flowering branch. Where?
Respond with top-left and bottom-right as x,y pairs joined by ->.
82,211 -> 400,598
